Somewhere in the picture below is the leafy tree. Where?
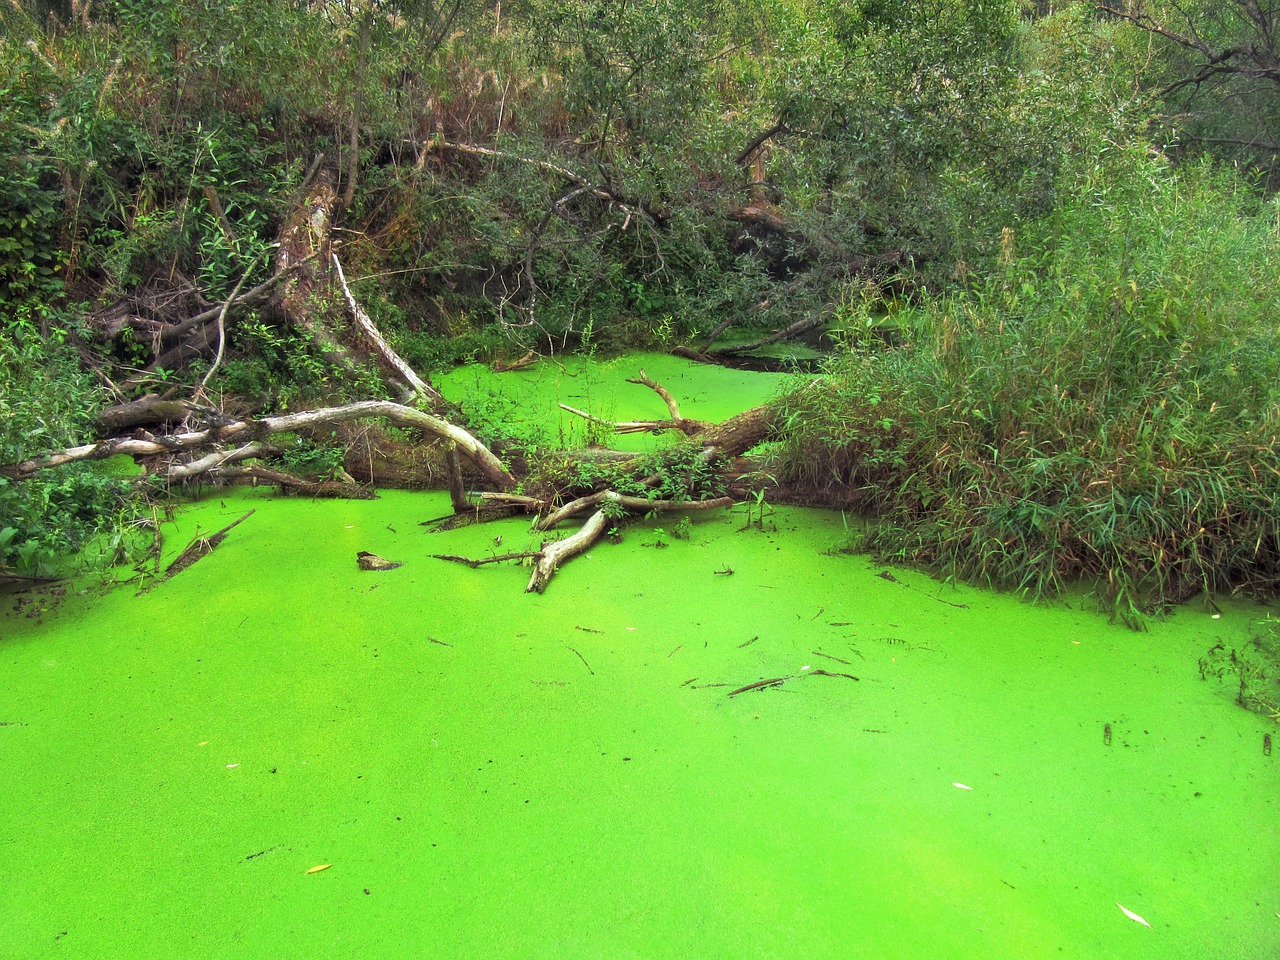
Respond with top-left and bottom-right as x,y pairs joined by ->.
1098,0 -> 1280,180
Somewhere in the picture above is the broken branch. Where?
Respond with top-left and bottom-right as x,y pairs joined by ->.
332,252 -> 444,405
5,401 -> 516,491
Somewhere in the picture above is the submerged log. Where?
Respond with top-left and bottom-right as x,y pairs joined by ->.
140,510 -> 255,593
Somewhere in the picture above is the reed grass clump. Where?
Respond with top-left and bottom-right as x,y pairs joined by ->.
775,154 -> 1280,625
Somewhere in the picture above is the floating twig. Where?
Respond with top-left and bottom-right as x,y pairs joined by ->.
811,668 -> 860,681
812,650 -> 853,665
432,551 -> 540,568
566,645 -> 594,675
877,568 -> 969,609
728,676 -> 791,697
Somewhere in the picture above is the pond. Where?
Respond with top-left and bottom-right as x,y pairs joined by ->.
1,356 -> 1276,959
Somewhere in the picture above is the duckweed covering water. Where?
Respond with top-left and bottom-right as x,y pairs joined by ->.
1,488 -> 1276,959
437,351 -> 796,453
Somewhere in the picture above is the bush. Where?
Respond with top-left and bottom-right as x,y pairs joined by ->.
0,333 -> 141,577
774,149 -> 1280,625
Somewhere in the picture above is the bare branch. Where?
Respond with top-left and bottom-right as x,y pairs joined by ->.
1098,1 -> 1280,94
5,401 -> 516,491
165,442 -> 273,481
626,369 -> 683,421
735,121 -> 789,166
331,252 -> 444,405
537,491 -> 733,531
527,508 -> 610,593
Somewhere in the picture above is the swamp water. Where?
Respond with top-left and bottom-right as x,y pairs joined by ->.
2,356 -> 1278,959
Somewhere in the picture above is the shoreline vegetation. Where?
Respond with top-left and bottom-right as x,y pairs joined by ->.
2,2 -> 1278,663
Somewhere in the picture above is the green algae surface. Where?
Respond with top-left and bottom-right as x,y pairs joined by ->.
437,351 -> 798,453
2,488 -> 1277,959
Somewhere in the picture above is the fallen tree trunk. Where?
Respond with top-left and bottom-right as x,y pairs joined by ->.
527,508 -> 610,594
8,369 -> 804,595
3,401 -> 516,491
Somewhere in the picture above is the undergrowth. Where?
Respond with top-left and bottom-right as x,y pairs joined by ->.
773,152 -> 1280,626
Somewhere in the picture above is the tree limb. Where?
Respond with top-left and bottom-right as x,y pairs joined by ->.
736,121 -> 789,166
527,508 -> 610,593
4,401 -> 516,490
331,252 -> 444,405
165,442 -> 274,480
536,490 -> 733,531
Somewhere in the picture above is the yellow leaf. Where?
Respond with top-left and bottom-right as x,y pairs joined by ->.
306,864 -> 332,875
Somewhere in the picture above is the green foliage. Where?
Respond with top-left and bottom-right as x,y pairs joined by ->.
1102,0 -> 1280,185
217,315 -> 384,411
275,434 -> 347,480
0,52 -> 65,312
526,441 -> 727,507
774,145 -> 1280,624
738,488 -> 775,532
530,0 -> 715,155
0,335 -> 141,576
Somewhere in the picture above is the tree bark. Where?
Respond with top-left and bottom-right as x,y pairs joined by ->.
4,401 -> 516,491
527,508 -> 610,593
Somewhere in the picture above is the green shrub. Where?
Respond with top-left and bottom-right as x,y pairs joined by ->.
774,149 -> 1280,625
0,334 -> 142,577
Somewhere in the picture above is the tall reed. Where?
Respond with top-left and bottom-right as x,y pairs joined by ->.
775,151 -> 1280,625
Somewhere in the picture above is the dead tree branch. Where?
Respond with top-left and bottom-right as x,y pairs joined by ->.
4,401 -> 516,491
527,508 -> 610,593
331,252 -> 444,405
1098,2 -> 1280,95
559,369 -> 709,437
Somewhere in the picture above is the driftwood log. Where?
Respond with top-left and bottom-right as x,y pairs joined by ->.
5,369 -> 800,592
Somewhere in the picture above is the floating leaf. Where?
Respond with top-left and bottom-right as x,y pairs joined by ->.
306,864 -> 332,875
1117,903 -> 1151,927
952,782 -> 973,790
